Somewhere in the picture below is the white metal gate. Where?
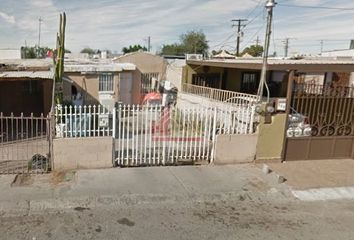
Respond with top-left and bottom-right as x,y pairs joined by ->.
114,104 -> 256,167
54,103 -> 257,167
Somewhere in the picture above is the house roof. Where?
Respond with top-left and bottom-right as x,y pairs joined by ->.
113,51 -> 160,61
64,59 -> 136,72
0,71 -> 54,80
187,57 -> 354,72
0,59 -> 53,71
212,50 -> 235,59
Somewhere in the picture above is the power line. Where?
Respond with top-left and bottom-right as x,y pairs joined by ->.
278,3 -> 354,11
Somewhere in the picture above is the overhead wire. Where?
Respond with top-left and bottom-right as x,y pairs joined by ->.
277,3 -> 354,11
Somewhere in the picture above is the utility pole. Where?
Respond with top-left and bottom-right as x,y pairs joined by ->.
147,36 -> 151,52
257,0 -> 276,101
232,19 -> 248,56
255,36 -> 261,46
283,38 -> 290,57
320,40 -> 324,54
38,17 -> 43,58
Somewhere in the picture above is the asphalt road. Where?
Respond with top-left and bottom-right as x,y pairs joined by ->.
1,197 -> 354,240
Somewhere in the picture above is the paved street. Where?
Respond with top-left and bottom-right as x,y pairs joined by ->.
0,164 -> 354,239
1,197 -> 354,239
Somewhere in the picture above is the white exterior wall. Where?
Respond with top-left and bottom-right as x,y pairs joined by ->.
0,49 -> 21,60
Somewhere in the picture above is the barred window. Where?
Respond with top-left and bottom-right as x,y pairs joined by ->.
241,72 -> 259,94
141,73 -> 159,94
99,73 -> 114,92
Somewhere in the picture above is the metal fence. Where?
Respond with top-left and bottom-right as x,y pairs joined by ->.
182,83 -> 260,104
0,113 -> 51,174
54,102 -> 257,167
55,105 -> 112,138
114,104 -> 257,166
289,83 -> 354,137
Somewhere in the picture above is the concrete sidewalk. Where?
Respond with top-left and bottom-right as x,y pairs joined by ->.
0,164 -> 290,214
266,159 -> 354,201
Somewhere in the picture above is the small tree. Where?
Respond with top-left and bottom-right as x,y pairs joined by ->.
180,30 -> 209,55
241,45 -> 264,57
160,30 -> 209,56
80,47 -> 96,55
122,45 -> 147,54
21,46 -> 52,59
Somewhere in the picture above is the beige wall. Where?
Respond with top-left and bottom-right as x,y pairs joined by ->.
53,137 -> 113,170
114,52 -> 168,78
114,52 -> 168,104
214,134 -> 258,164
256,113 -> 287,162
64,72 -> 120,106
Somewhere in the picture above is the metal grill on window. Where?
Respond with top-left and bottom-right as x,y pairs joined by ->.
141,73 -> 159,94
99,73 -> 114,92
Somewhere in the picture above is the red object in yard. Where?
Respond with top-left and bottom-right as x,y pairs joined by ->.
152,107 -> 170,135
142,92 -> 161,105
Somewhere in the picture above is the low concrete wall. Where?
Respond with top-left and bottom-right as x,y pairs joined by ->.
53,137 -> 113,170
214,134 -> 258,164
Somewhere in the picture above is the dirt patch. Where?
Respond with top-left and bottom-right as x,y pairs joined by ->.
74,207 -> 90,212
50,171 -> 76,185
11,174 -> 34,187
117,218 -> 135,227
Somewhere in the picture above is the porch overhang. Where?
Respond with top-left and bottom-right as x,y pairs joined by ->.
187,58 -> 354,72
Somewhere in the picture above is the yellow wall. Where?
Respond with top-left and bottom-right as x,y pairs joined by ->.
256,113 -> 287,162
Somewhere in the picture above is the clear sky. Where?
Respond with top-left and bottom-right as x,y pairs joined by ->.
0,0 -> 354,56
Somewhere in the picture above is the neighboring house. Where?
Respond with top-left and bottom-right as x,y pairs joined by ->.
183,57 -> 354,98
113,51 -> 168,104
182,56 -> 354,163
321,49 -> 354,58
63,59 -> 136,108
0,59 -> 53,115
166,59 -> 186,91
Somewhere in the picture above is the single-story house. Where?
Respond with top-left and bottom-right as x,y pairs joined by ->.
63,59 -> 136,108
183,57 -> 354,98
113,51 -> 168,103
0,59 -> 53,116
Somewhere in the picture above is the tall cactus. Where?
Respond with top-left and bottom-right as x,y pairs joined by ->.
54,12 -> 66,105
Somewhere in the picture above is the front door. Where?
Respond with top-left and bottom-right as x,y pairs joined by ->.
119,72 -> 133,105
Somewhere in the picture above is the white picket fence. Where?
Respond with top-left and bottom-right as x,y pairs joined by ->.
114,104 -> 256,166
55,105 -> 112,138
55,102 -> 257,166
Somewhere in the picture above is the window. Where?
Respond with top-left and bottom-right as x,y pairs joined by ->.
99,73 -> 114,92
192,73 -> 221,88
141,73 -> 159,94
241,72 -> 259,94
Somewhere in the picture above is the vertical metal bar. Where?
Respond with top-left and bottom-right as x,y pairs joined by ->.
210,107 -> 217,163
83,105 -> 87,137
135,105 -> 139,166
122,105 -> 126,165
126,105 -> 130,165
88,105 -> 92,137
92,105 -> 96,137
144,105 -> 148,165
162,106 -> 167,165
153,105 -> 157,165
69,105 -> 72,138
132,105 -> 135,165
168,106 -> 177,164
154,106 -> 163,164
